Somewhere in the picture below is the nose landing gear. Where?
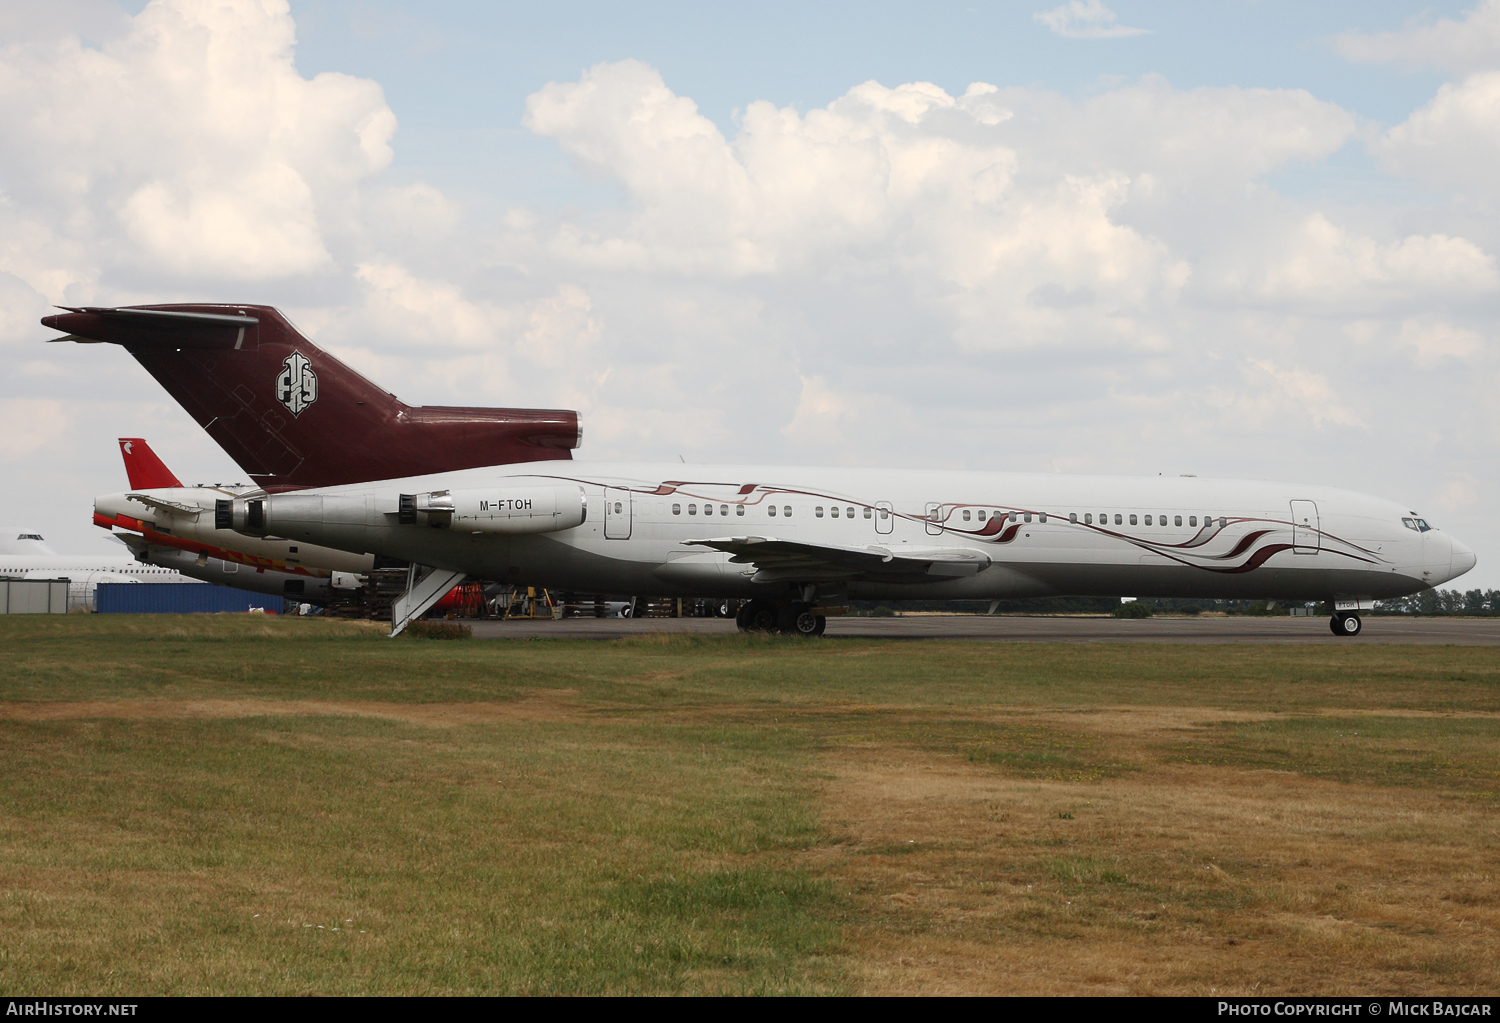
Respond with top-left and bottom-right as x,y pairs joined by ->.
1330,612 -> 1362,637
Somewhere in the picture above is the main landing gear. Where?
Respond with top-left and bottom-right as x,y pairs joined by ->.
1330,612 -> 1362,637
737,599 -> 826,637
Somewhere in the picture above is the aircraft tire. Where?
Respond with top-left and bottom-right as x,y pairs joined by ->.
741,599 -> 779,633
1331,612 -> 1362,637
778,602 -> 822,638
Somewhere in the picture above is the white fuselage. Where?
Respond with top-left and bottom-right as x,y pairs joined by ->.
0,554 -> 186,584
217,461 -> 1477,603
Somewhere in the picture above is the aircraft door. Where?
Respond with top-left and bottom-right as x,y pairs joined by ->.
604,487 -> 632,540
1290,500 -> 1319,554
875,501 -> 894,535
925,502 -> 944,535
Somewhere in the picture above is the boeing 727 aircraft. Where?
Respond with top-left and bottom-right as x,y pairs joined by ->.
50,305 -> 1477,637
210,462 -> 1476,637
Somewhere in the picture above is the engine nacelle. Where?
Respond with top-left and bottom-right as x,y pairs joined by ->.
224,493 -> 370,538
406,486 -> 587,534
224,485 -> 587,540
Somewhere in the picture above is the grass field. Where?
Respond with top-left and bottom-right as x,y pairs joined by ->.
1,615 -> 1497,995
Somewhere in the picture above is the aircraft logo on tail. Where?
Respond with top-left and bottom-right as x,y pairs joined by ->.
275,350 -> 318,416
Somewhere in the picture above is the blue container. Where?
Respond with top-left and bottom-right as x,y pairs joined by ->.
95,583 -> 277,614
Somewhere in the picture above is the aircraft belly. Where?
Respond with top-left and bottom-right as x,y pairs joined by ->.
1017,561 -> 1426,601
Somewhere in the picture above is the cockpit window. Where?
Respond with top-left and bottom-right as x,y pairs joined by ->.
1402,517 -> 1433,532
18,534 -> 43,541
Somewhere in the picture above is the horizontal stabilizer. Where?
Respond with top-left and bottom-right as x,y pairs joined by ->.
125,492 -> 202,517
44,306 -> 260,350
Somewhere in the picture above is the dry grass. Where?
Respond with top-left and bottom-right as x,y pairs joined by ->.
1,616 -> 1497,995
812,723 -> 1498,995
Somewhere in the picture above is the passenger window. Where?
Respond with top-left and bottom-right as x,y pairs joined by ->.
1144,514 -> 1152,526
1024,512 -> 1032,523
1129,514 -> 1137,525
977,510 -> 986,521
865,507 -> 873,519
784,506 -> 792,517
1069,513 -> 1077,524
815,506 -> 824,517
1174,515 -> 1182,526
768,505 -> 777,517
672,503 -> 681,515
830,506 -> 839,518
1039,513 -> 1047,523
1219,516 -> 1226,527
1085,513 -> 1092,524
847,507 -> 855,518
736,505 -> 744,517
688,503 -> 697,515
1189,515 -> 1197,526
962,510 -> 971,521
704,504 -> 712,515
879,508 -> 888,519
1010,512 -> 1018,523
720,504 -> 728,516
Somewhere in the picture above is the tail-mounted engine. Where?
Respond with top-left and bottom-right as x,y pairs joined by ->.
221,485 -> 586,540
399,487 -> 586,534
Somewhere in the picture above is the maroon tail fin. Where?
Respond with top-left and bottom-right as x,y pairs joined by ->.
118,438 -> 184,490
43,305 -> 580,491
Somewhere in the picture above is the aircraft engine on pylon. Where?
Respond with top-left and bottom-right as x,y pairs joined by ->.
221,485 -> 587,541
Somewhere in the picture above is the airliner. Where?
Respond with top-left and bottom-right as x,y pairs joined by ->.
47,304 -> 1477,638
95,439 -> 491,615
95,438 -> 370,602
0,525 -> 188,592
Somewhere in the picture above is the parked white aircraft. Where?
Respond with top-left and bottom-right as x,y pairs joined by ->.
207,462 -> 1477,638
93,439 -> 370,602
50,304 -> 1476,639
0,527 -> 188,593
0,528 -> 59,557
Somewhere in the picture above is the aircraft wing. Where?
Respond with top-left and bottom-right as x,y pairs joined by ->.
683,535 -> 991,584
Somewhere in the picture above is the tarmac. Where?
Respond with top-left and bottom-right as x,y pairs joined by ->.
467,614 -> 1500,645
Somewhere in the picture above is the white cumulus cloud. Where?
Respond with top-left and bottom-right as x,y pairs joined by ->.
1034,0 -> 1150,40
1376,71 -> 1500,199
0,0 -> 394,290
1335,0 -> 1500,75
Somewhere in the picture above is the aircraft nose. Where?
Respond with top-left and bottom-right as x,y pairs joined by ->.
1449,535 -> 1477,579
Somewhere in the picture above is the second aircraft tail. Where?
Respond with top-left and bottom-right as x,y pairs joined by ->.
45,304 -> 581,491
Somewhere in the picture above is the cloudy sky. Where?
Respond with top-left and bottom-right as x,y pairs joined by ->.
3,0 -> 1498,589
